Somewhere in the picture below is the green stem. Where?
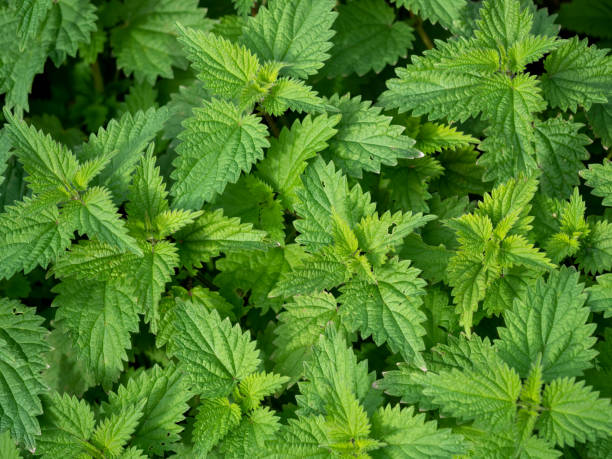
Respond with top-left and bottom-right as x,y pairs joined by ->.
91,61 -> 104,93
411,13 -> 434,50
263,112 -> 280,137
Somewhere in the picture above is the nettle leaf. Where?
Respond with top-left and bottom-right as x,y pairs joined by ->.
0,430 -> 21,459
339,258 -> 427,367
218,406 -> 281,457
63,186 -> 142,255
172,300 -> 261,397
370,404 -> 467,458
586,273 -> 612,318
324,0 -> 414,77
297,326 -> 381,417
110,0 -> 208,83
588,100 -> 612,147
79,107 -> 169,202
581,160 -> 612,207
273,292 -> 341,382
104,365 -> 191,456
0,196 -> 74,280
576,219 -> 612,275
4,108 -> 79,194
533,118 -> 590,199
38,392 -> 96,457
45,0 -> 98,65
170,98 -> 270,209
129,240 -> 179,331
52,279 -> 140,387
192,397 -> 241,455
178,26 -> 260,101
0,299 -> 50,452
294,158 -> 376,252
496,267 -> 597,382
260,77 -> 328,116
257,113 -> 340,208
241,0 -> 337,79
536,378 -> 612,447
325,94 -> 420,178
175,209 -> 268,269
390,0 -> 467,28
412,337 -> 522,430
541,37 -> 612,112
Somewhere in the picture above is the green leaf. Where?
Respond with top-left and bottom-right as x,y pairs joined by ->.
170,98 -> 270,209
268,415 -> 331,458
110,0 -> 208,83
45,0 -> 98,65
129,241 -> 179,331
497,267 -> 597,382
91,401 -> 144,457
588,100 -> 612,147
0,430 -> 20,459
192,397 -> 241,455
581,160 -> 612,207
0,196 -> 74,280
586,273 -> 612,318
370,404 -> 467,458
0,299 -> 50,452
178,26 -> 260,101
257,113 -> 340,208
218,406 -> 280,457
232,0 -> 255,16
558,0 -> 612,39
3,108 -> 79,194
533,118 -> 591,199
294,158 -> 375,252
237,371 -> 289,411
270,247 -> 352,297
339,258 -> 427,366
390,0 -> 466,28
413,122 -> 478,154
213,175 -> 285,243
541,37 -> 612,112
52,279 -> 139,387
326,94 -> 419,178
576,219 -> 612,275
38,392 -> 96,457
215,244 -> 306,313
324,0 -> 414,77
0,8 -> 48,112
104,365 -> 191,456
298,326 -> 381,418
273,292 -> 341,382
79,107 -> 169,202
172,301 -> 261,397
537,377 -> 612,447
412,338 -> 522,430
240,0 -> 337,79
50,240 -> 136,281
175,209 -> 268,269
260,77 -> 328,116
63,186 -> 141,255
13,0 -> 53,44
474,0 -> 534,52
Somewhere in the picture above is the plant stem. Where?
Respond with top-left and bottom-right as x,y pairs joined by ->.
91,61 -> 104,93
411,13 -> 434,50
264,112 -> 280,137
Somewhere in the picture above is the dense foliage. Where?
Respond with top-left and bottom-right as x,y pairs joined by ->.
0,0 -> 611,457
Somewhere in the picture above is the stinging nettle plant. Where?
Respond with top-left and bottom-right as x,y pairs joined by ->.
0,0 -> 611,457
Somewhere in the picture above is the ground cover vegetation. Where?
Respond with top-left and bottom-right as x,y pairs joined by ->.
0,0 -> 611,457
